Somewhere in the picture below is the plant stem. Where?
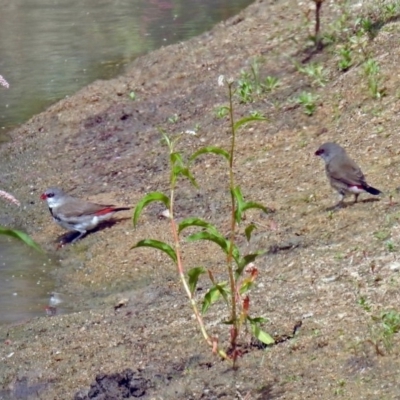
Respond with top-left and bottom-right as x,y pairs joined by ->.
169,152 -> 229,362
314,0 -> 324,49
227,82 -> 239,361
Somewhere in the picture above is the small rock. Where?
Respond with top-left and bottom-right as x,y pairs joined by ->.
321,275 -> 338,283
389,262 -> 400,271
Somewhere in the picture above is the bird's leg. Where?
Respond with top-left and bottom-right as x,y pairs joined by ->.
354,194 -> 359,203
70,230 -> 87,243
334,192 -> 345,209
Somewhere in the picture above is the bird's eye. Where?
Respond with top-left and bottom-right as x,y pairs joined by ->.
47,193 -> 55,198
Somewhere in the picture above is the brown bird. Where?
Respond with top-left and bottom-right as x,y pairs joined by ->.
315,142 -> 381,207
41,187 -> 131,242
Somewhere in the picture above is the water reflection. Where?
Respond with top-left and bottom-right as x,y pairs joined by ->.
0,236 -> 58,324
0,0 -> 253,130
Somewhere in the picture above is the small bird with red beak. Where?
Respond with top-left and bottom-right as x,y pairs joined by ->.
41,187 -> 131,242
315,142 -> 381,207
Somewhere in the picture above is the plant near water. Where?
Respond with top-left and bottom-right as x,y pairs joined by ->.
0,189 -> 20,206
263,76 -> 280,92
313,0 -> 351,46
349,29 -> 369,59
362,58 -> 386,99
132,76 -> 274,366
236,59 -> 280,103
0,189 -> 41,251
378,310 -> 400,351
383,3 -> 398,19
355,16 -> 377,39
373,230 -> 390,241
358,296 -> 400,355
193,123 -> 201,133
0,83 -> 39,249
0,74 -> 9,89
237,70 -> 256,103
333,379 -> 346,396
296,62 -> 327,87
215,105 -> 230,119
168,114 -> 179,124
250,110 -> 265,119
0,227 -> 41,252
368,309 -> 400,354
357,296 -> 371,312
337,46 -> 353,71
295,91 -> 319,116
363,58 -> 380,76
385,240 -> 395,252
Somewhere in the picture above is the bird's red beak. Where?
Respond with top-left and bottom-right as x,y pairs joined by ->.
40,193 -> 47,200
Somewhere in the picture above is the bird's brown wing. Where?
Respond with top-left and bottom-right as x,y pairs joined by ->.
56,198 -> 115,218
327,156 -> 366,187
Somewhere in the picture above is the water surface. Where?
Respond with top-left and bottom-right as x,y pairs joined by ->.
0,236 -> 59,324
0,0 -> 254,131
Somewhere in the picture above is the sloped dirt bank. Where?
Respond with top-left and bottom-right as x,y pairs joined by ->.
2,0 -> 400,398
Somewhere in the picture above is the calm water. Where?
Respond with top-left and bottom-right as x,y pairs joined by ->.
0,236 -> 60,324
0,0 -> 253,131
0,0 -> 254,324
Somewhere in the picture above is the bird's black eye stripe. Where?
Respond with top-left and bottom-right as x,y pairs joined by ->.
47,193 -> 55,198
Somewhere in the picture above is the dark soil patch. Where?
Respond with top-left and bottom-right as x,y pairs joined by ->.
74,369 -> 148,399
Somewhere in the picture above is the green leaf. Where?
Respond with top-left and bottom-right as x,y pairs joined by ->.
245,223 -> 257,242
232,186 -> 245,223
179,167 -> 198,188
133,192 -> 170,227
160,130 -> 172,151
190,146 -> 231,163
248,317 -> 274,345
187,231 -> 240,264
241,201 -> 271,214
171,164 -> 197,188
233,115 -> 267,132
170,151 -> 184,166
0,227 -> 42,252
187,231 -> 227,250
248,316 -> 267,324
215,282 -> 229,304
202,282 -> 228,313
202,285 -> 221,314
172,164 -> 183,180
232,187 -> 271,223
251,325 -> 275,345
187,266 -> 206,295
178,217 -> 217,235
132,239 -> 177,264
232,186 -> 244,203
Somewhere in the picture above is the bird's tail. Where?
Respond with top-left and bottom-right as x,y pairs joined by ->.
364,185 -> 381,195
96,206 -> 131,215
113,207 -> 131,212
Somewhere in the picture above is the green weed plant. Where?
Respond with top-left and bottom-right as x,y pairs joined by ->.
132,76 -> 274,367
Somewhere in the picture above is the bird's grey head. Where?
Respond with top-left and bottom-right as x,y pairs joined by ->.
315,142 -> 346,164
40,187 -> 67,206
